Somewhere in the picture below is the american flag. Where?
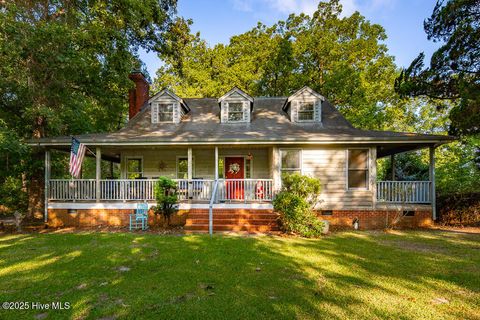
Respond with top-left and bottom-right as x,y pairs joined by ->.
69,137 -> 86,178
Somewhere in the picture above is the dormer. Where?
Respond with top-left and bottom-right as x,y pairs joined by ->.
218,87 -> 254,123
282,86 -> 324,123
149,89 -> 190,124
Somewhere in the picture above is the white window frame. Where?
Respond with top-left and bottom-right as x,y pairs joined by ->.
225,100 -> 247,123
346,148 -> 370,191
125,156 -> 144,179
297,101 -> 315,122
176,156 -> 195,179
155,102 -> 175,123
279,149 -> 303,176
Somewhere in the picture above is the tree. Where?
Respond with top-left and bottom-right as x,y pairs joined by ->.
154,0 -> 399,130
395,0 -> 480,136
0,0 -> 177,218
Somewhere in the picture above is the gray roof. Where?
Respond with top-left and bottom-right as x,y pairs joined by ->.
30,97 -> 455,147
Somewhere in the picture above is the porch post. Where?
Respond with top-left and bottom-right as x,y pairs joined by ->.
390,154 -> 395,181
188,147 -> 193,198
429,146 -> 436,220
371,147 -> 377,209
271,147 -> 281,194
214,146 -> 219,180
44,149 -> 50,223
96,147 -> 101,202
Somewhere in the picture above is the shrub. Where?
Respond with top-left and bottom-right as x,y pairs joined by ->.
151,177 -> 178,226
273,173 -> 324,237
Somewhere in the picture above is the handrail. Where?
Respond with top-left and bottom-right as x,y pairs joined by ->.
209,179 -> 220,236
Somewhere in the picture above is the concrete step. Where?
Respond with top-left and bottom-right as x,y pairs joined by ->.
184,224 -> 280,232
185,218 -> 278,226
187,213 -> 279,220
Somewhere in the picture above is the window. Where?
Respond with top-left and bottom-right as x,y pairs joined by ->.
280,149 -> 301,176
177,157 -> 195,179
158,103 -> 174,122
126,158 -> 143,179
228,102 -> 244,122
297,101 -> 314,121
347,149 -> 369,189
218,158 -> 224,178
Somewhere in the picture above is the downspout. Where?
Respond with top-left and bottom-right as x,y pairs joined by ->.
44,150 -> 50,224
209,179 -> 219,236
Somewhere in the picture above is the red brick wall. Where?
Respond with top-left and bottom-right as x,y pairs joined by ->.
48,209 -> 189,228
48,208 -> 433,230
317,210 -> 433,230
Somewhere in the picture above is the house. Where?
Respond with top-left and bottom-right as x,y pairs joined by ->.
31,72 -> 455,231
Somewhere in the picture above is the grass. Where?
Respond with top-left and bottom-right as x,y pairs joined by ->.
0,230 -> 479,320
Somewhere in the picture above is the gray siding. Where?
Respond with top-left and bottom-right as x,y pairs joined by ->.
302,147 -> 375,209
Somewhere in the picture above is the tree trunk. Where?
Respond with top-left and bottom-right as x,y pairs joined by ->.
26,116 -> 46,221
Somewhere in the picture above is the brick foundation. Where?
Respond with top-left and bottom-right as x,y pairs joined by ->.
317,210 -> 433,230
48,208 -> 433,230
48,209 -> 188,228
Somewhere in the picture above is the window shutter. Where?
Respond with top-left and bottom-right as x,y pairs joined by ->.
242,101 -> 250,122
314,100 -> 322,122
291,101 -> 298,122
173,102 -> 180,124
151,103 -> 159,123
221,101 -> 228,123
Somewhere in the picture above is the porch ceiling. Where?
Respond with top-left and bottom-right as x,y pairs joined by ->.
377,143 -> 436,158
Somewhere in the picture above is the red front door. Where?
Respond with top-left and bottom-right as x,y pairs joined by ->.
225,157 -> 244,200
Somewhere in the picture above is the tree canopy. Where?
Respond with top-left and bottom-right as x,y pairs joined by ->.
0,0 -> 178,217
395,0 -> 480,136
155,0 -> 399,130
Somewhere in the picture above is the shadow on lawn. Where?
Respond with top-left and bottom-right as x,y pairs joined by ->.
0,231 -> 478,319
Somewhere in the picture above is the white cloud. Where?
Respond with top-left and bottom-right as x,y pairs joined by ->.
231,0 -> 396,17
232,0 -> 254,12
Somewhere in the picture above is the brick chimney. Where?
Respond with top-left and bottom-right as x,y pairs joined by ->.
128,71 -> 150,119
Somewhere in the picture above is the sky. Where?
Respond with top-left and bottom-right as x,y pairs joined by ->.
140,0 -> 441,79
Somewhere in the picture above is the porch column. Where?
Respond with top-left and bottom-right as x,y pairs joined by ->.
214,146 -> 219,180
44,149 -> 50,223
390,154 -> 395,181
271,147 -> 281,193
371,147 -> 377,209
96,147 -> 101,202
429,146 -> 436,220
188,147 -> 193,198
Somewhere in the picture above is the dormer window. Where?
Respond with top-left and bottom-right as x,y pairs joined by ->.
157,103 -> 174,122
297,101 -> 315,121
282,86 -> 325,123
218,87 -> 254,123
227,102 -> 245,122
149,89 -> 190,124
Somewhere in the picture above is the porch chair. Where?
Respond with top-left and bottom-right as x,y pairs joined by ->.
129,203 -> 149,231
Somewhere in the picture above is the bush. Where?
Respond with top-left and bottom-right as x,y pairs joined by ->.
438,193 -> 480,226
273,173 -> 324,237
151,177 -> 178,226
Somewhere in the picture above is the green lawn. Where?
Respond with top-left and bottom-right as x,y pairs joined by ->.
0,231 -> 479,320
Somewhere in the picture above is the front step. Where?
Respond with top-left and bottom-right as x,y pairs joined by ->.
184,209 -> 280,233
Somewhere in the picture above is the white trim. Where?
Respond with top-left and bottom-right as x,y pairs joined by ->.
296,100 -> 316,122
153,102 -> 175,123
346,148 -> 370,191
287,86 -> 325,104
48,202 -> 273,210
31,140 -> 451,147
279,148 -> 303,175
218,87 -> 254,103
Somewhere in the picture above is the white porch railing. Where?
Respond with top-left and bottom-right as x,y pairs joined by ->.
48,178 -> 273,202
217,179 -> 274,202
49,179 -> 96,200
376,181 -> 432,203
